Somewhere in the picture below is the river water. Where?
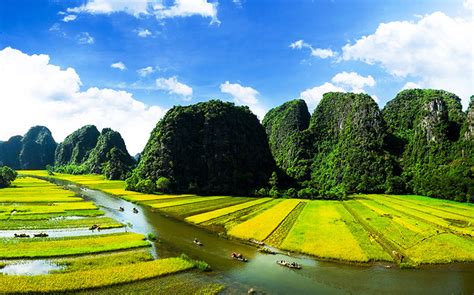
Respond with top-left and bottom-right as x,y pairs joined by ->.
29,179 -> 474,294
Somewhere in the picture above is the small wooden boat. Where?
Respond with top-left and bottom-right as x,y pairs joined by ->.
250,239 -> 265,246
193,239 -> 203,246
231,252 -> 248,262
133,208 -> 139,214
276,260 -> 301,269
33,232 -> 49,237
89,224 -> 99,231
258,247 -> 276,254
119,207 -> 125,212
14,233 -> 30,238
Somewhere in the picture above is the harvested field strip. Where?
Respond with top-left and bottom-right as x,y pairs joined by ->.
0,257 -> 194,293
364,195 -> 474,236
0,216 -> 123,230
7,210 -> 104,220
280,201 -> 368,262
160,197 -> 250,218
186,198 -> 271,224
264,202 -> 306,247
122,194 -> 195,203
53,249 -> 154,273
0,202 -> 98,215
202,199 -> 282,229
387,194 -> 474,213
148,196 -> 227,209
0,233 -> 149,259
228,199 -> 300,241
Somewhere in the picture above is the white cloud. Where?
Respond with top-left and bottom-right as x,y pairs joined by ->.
464,0 -> 474,10
137,66 -> 156,77
220,81 -> 266,119
137,28 -> 152,37
298,72 -> 377,110
289,39 -> 335,59
67,0 -> 219,24
154,0 -> 220,25
68,0 -> 158,16
402,81 -> 423,90
77,32 -> 94,44
342,11 -> 473,108
156,76 -> 193,98
62,14 -> 77,22
331,71 -> 375,92
111,62 -> 126,71
0,47 -> 166,154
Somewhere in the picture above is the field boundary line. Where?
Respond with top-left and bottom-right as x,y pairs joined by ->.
260,200 -> 302,241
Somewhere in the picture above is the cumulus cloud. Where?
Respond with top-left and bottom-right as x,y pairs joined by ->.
402,81 -> 423,90
298,72 -> 377,110
156,76 -> 193,98
111,62 -> 126,71
342,11 -> 473,108
137,66 -> 156,77
0,47 -> 166,154
137,28 -> 152,37
220,81 -> 266,119
289,39 -> 336,59
154,0 -> 220,25
62,14 -> 77,22
67,0 -> 219,24
77,32 -> 94,44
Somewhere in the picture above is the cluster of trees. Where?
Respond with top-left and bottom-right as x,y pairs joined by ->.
263,90 -> 473,202
0,166 -> 17,188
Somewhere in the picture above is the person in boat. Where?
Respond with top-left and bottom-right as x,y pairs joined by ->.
119,207 -> 124,212
133,208 -> 139,213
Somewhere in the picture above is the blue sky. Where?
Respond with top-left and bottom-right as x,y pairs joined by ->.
0,0 -> 472,153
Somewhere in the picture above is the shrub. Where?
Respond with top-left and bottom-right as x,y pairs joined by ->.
156,177 -> 171,193
0,166 -> 17,188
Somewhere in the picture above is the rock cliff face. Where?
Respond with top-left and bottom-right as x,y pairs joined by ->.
309,92 -> 392,197
262,99 -> 311,182
464,96 -> 474,140
17,126 -> 57,169
55,125 -> 100,166
136,100 -> 276,195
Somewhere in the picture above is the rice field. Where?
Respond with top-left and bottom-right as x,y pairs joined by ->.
0,257 -> 194,293
18,171 -> 474,266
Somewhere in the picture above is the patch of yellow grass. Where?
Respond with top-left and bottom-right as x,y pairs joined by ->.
148,196 -> 227,209
227,199 -> 300,241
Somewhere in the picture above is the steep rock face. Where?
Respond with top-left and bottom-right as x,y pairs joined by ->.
55,125 -> 100,166
383,89 -> 471,200
0,135 -> 23,169
309,92 -> 392,197
84,128 -> 135,179
464,96 -> 474,140
18,126 -> 57,169
262,99 -> 312,181
137,100 -> 275,195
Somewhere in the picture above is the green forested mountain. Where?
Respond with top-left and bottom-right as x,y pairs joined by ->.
0,135 -> 23,169
383,90 -> 472,201
0,126 -> 56,170
309,93 -> 393,198
84,128 -> 135,179
262,99 -> 312,183
55,125 -> 100,166
133,100 -> 275,195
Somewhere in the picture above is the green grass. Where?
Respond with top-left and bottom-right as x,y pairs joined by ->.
0,233 -> 150,259
228,199 -> 301,241
0,257 -> 194,293
264,202 -> 306,247
52,249 -> 154,273
0,216 -> 123,230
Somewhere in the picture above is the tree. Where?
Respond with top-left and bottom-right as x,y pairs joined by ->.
0,166 -> 17,188
156,177 -> 171,193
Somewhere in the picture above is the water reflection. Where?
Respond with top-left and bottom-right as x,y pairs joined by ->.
0,260 -> 63,275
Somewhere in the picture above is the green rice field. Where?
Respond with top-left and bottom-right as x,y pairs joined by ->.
19,171 -> 474,266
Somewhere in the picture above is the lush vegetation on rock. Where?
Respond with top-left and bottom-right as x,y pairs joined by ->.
131,100 -> 275,195
55,125 -> 100,166
0,126 -> 56,169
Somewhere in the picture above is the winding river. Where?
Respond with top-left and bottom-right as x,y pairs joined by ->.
11,178 -> 474,294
